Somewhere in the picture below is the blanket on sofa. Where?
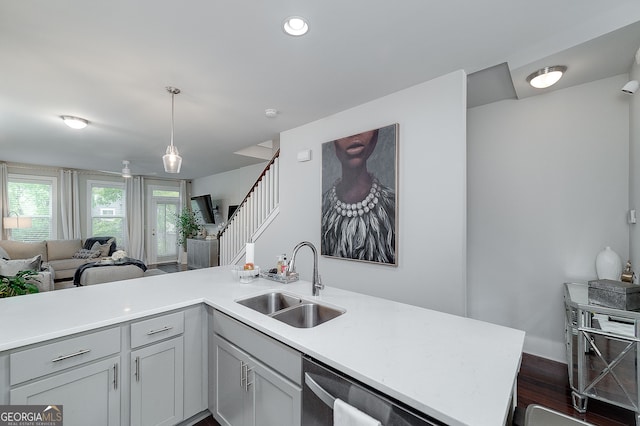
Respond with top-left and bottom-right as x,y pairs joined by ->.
74,258 -> 147,286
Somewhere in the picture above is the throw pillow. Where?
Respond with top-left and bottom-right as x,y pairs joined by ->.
0,246 -> 10,260
91,238 -> 115,257
72,249 -> 101,259
0,255 -> 42,276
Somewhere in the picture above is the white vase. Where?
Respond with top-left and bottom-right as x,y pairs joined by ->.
595,246 -> 622,280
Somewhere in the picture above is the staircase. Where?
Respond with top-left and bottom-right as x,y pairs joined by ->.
218,150 -> 280,265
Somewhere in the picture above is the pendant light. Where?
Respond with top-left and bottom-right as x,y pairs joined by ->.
121,160 -> 132,178
162,86 -> 182,173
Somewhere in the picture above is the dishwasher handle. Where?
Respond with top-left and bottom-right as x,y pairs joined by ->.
305,372 -> 336,408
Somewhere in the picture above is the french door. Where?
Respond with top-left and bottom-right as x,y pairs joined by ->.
147,186 -> 181,265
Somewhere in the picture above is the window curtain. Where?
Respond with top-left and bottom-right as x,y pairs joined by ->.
1,163 -> 8,240
178,179 -> 188,264
126,176 -> 145,263
59,169 -> 82,239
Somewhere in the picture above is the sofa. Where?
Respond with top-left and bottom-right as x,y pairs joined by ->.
0,256 -> 55,293
0,237 -> 116,284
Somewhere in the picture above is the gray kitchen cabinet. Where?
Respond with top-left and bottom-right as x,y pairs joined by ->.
11,356 -> 121,426
9,327 -> 122,426
1,306 -> 206,426
130,337 -> 184,426
130,311 -> 186,426
211,310 -> 301,426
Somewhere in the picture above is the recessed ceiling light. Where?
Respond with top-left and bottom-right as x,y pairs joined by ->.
61,115 -> 89,129
526,66 -> 567,89
283,16 -> 309,36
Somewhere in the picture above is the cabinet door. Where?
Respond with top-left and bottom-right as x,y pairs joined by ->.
214,337 -> 251,426
250,359 -> 302,426
10,356 -> 120,426
130,337 -> 184,426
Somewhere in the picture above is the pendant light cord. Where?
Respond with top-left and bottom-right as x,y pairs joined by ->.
166,86 -> 180,148
170,90 -> 175,148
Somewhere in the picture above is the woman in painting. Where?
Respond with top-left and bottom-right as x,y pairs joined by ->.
321,127 -> 396,264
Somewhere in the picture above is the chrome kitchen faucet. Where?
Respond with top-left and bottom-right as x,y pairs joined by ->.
288,241 -> 324,296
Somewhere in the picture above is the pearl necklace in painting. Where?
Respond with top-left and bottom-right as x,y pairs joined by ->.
328,179 -> 380,218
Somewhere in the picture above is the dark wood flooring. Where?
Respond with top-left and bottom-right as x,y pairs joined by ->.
516,352 -> 636,426
155,263 -> 634,425
154,262 -> 190,273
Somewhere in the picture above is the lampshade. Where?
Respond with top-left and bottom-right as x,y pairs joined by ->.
3,215 -> 33,229
163,86 -> 183,174
163,145 -> 182,174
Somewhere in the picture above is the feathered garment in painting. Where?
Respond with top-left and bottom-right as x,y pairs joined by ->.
321,177 -> 395,264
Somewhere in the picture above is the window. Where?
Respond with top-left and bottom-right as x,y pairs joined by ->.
7,175 -> 57,242
88,180 -> 125,244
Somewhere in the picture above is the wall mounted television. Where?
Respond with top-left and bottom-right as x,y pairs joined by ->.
191,194 -> 217,225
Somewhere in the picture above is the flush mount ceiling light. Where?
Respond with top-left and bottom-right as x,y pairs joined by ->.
526,66 -> 567,89
265,108 -> 278,118
283,16 -> 309,36
61,115 -> 89,129
162,86 -> 182,174
121,160 -> 132,178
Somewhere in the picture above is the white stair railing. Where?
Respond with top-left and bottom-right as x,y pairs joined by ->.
218,151 -> 280,265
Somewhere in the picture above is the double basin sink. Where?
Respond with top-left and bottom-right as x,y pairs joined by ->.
236,291 -> 345,328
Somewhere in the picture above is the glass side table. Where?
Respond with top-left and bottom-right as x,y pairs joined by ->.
564,282 -> 640,425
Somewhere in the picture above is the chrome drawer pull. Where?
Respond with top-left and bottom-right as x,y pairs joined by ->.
135,356 -> 140,382
51,349 -> 91,363
146,325 -> 173,335
113,363 -> 118,389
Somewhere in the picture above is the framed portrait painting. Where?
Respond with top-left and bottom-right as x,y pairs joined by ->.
321,123 -> 398,266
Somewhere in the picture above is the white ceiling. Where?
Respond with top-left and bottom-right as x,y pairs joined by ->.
2,1 -> 640,179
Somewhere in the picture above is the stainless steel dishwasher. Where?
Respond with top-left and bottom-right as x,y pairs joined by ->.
302,356 -> 445,425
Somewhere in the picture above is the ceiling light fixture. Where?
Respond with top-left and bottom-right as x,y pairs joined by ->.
162,86 -> 182,174
526,66 -> 567,89
283,16 -> 309,36
265,108 -> 278,118
61,115 -> 89,129
121,160 -> 132,178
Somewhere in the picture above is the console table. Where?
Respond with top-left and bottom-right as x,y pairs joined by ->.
564,282 -> 640,425
187,238 -> 218,269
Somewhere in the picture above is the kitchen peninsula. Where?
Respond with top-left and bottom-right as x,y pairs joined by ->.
0,266 -> 524,426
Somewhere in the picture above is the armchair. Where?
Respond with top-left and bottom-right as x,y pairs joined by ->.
0,255 -> 55,293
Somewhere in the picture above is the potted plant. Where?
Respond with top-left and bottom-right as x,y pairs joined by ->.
0,270 -> 40,298
175,207 -> 200,248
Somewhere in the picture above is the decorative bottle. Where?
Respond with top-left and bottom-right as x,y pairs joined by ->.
595,246 -> 622,281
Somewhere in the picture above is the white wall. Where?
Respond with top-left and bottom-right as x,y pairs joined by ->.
629,63 -> 640,272
467,74 -> 630,361
257,71 -> 468,316
191,162 -> 267,227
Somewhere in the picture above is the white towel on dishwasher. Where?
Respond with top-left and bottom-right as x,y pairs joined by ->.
334,398 -> 382,426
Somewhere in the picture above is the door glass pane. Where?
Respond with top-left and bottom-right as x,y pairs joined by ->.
157,202 -> 178,258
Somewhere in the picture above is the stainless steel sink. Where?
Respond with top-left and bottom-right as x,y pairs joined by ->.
271,303 -> 345,328
235,291 -> 345,328
236,292 -> 302,315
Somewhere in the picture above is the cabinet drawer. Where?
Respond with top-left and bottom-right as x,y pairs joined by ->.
214,310 -> 301,385
10,327 -> 121,386
131,311 -> 184,348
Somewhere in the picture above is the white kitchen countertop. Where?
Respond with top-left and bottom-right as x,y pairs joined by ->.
1,266 -> 525,426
